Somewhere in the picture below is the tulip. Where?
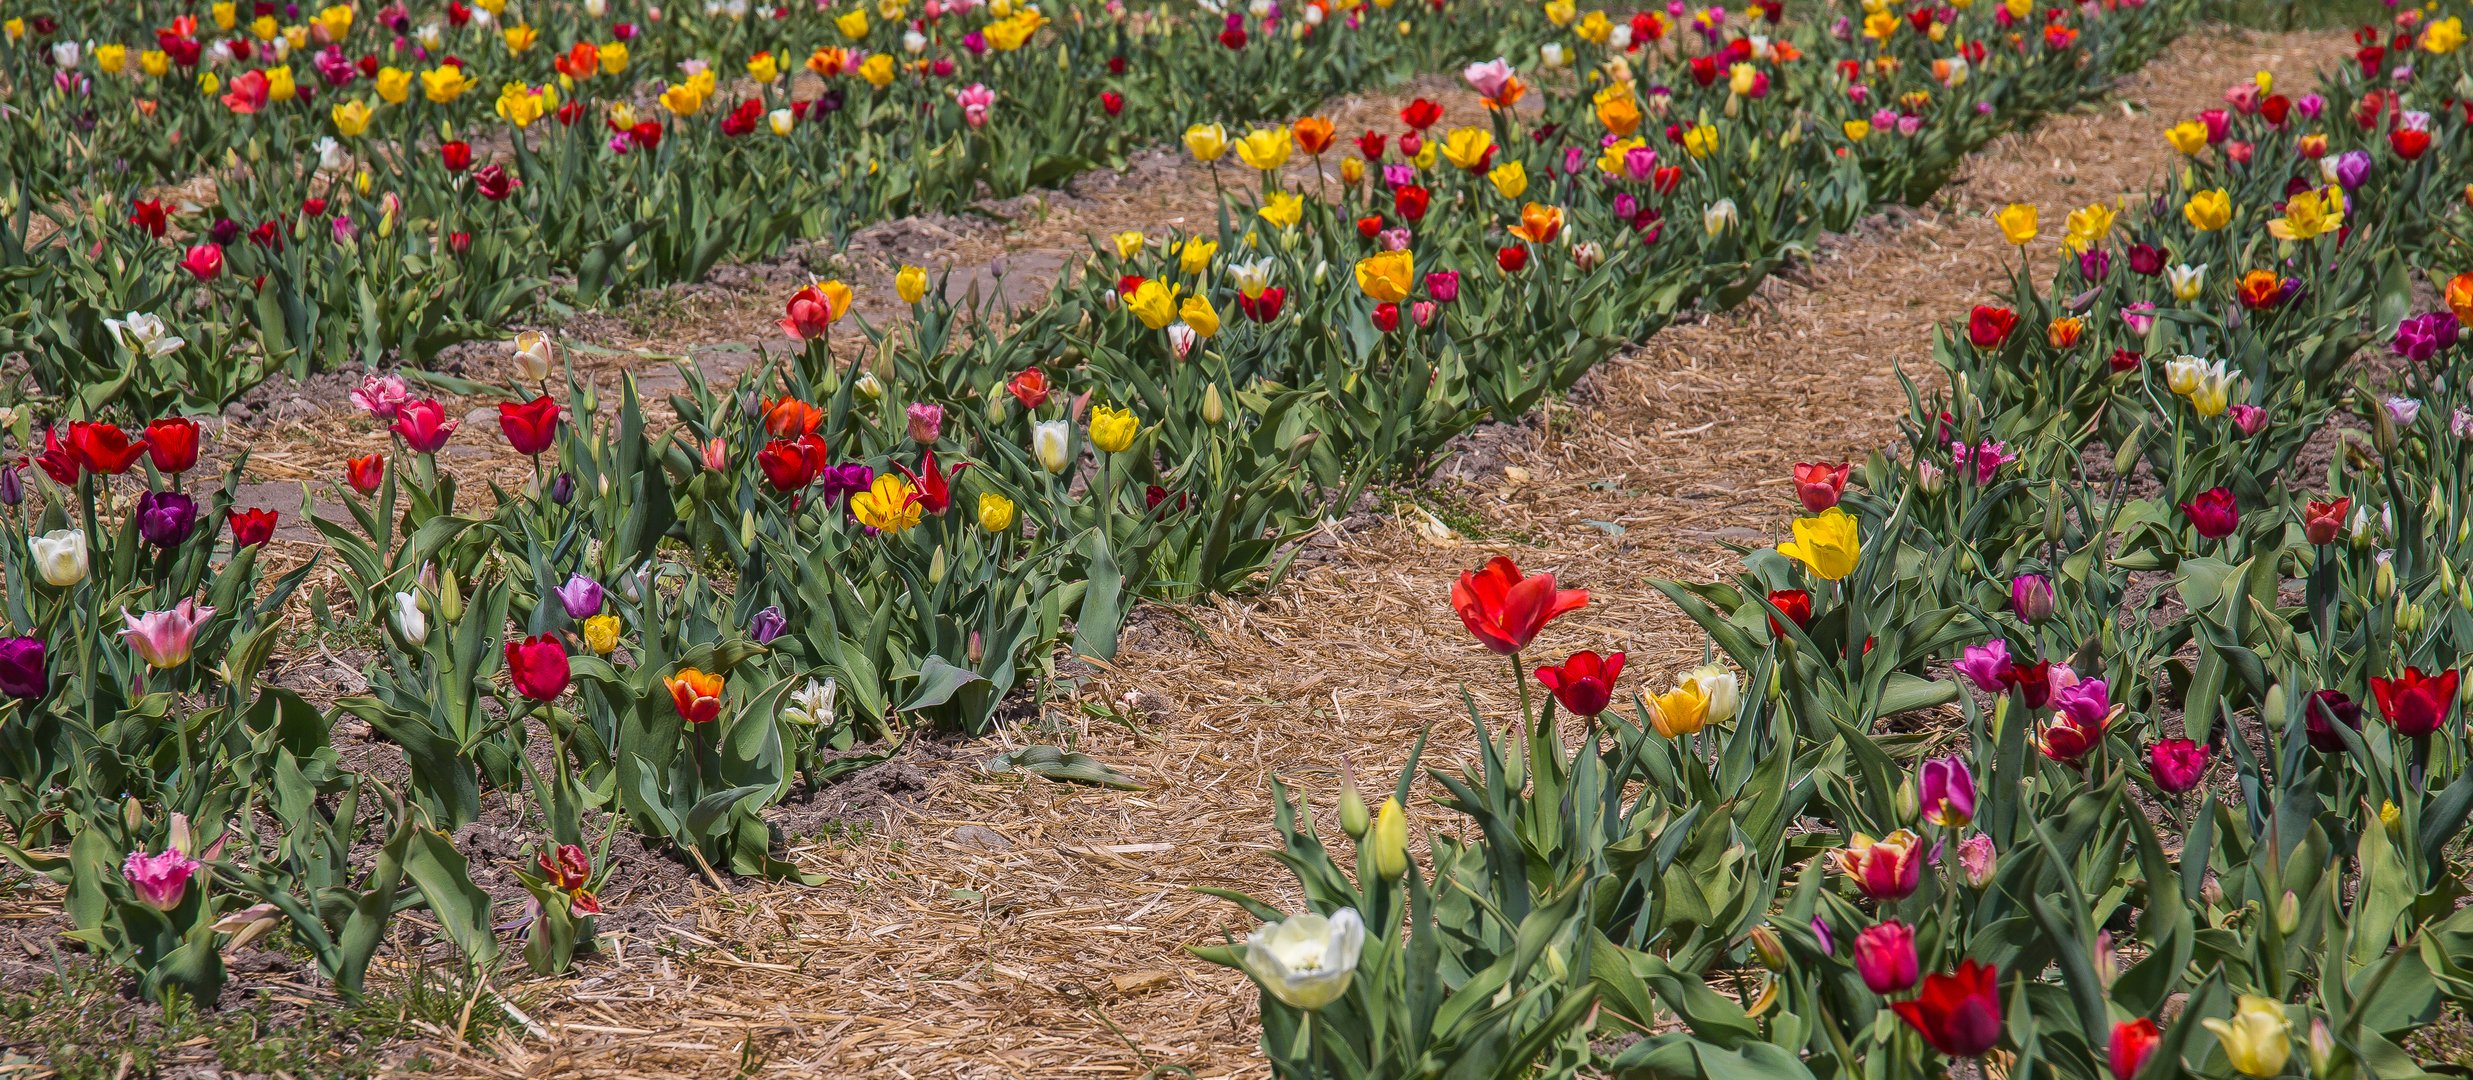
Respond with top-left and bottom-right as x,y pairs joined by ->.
852,475 -> 926,533
1242,908 -> 1364,1010
2301,497 -> 2349,545
1894,960 -> 2003,1057
503,636 -> 572,701
29,529 -> 87,588
906,403 -> 944,445
1030,421 -> 1072,474
122,599 -> 214,669
1354,250 -> 1414,303
2166,263 -> 2208,302
581,614 -> 620,655
131,489 -> 197,552
2203,996 -> 2292,1077
0,637 -> 46,700
778,281 -> 852,340
1994,202 -> 2038,245
2182,189 -> 2231,231
144,417 -> 201,474
1451,557 -> 1587,655
1778,506 -> 1861,581
1007,369 -> 1052,411
228,508 -> 278,548
1952,639 -> 2013,694
1681,664 -> 1740,725
68,421 -> 148,475
1792,461 -> 1850,512
123,848 -> 201,911
2180,487 -> 2240,539
1919,755 -> 1974,827
1764,589 -> 1814,637
552,573 -> 604,620
2036,701 -> 2108,763
1534,650 -> 1624,717
2371,667 -> 2460,737
2110,1018 -> 2161,1080
1853,920 -> 1918,993
1967,305 -> 2018,349
343,453 -> 385,496
390,399 -> 458,454
2008,574 -> 2055,624
1511,203 -> 1565,245
2304,689 -> 2362,753
2148,738 -> 2209,793
977,492 -> 1017,533
1183,123 -> 1228,162
1835,829 -> 1925,900
1089,405 -> 1139,455
1370,797 -> 1408,878
537,844 -> 602,916
391,591 -> 427,645
498,396 -> 560,456
895,452 -> 970,515
665,667 -> 726,724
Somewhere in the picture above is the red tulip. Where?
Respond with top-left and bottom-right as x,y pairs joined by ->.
1356,214 -> 1385,239
503,634 -> 572,701
1371,302 -> 1400,333
2392,127 -> 2431,160
1393,184 -> 1430,223
1967,305 -> 2017,349
756,438 -> 818,492
895,451 -> 971,514
1007,368 -> 1051,410
180,243 -> 225,282
2303,497 -> 2350,545
1355,130 -> 1386,159
472,163 -> 520,201
1793,461 -> 1850,512
763,396 -> 823,437
2147,737 -> 2209,793
2108,347 -> 2144,374
1099,90 -> 1123,117
2372,666 -> 2460,738
1534,650 -> 1624,716
2108,1018 -> 2161,1080
2179,486 -> 2239,539
129,198 -> 169,238
1237,287 -> 1286,322
228,507 -> 278,547
1765,588 -> 1813,637
346,453 -> 385,495
1893,960 -> 2003,1057
389,398 -> 458,454
441,140 -> 473,172
145,417 -> 201,474
67,421 -> 149,475
33,428 -> 80,484
498,396 -> 561,456
1451,556 -> 1587,654
1853,920 -> 1918,994
1399,98 -> 1442,130
1496,245 -> 1529,272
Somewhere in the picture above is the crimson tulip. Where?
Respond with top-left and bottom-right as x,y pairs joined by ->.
33,428 -> 79,485
1451,556 -> 1587,655
390,399 -> 458,453
1399,98 -> 1442,129
757,438 -> 818,492
2305,688 -> 2362,752
2147,738 -> 2209,793
346,453 -> 385,495
1393,185 -> 1430,223
1765,588 -> 1813,637
1967,305 -> 2017,349
895,451 -> 970,515
504,634 -> 572,701
228,507 -> 278,548
180,243 -> 224,282
129,198 -> 169,238
473,164 -> 520,201
1892,960 -> 2003,1057
2179,486 -> 2239,539
1237,287 -> 1286,322
68,421 -> 148,475
1534,650 -> 1624,716
2372,667 -> 2460,737
1100,90 -> 1123,117
1496,245 -> 1529,272
1372,302 -> 1400,333
441,140 -> 473,171
1792,461 -> 1850,512
145,417 -> 201,474
2108,1018 -> 2161,1080
1355,130 -> 1386,159
2393,127 -> 2431,160
497,396 -> 561,456
1853,920 -> 1918,994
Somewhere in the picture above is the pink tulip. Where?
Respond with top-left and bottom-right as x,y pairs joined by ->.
122,599 -> 215,669
123,848 -> 201,910
1854,920 -> 1919,994
955,83 -> 996,128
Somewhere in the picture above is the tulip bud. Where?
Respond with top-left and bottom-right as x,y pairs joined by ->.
2041,482 -> 2065,543
2374,552 -> 2396,600
2261,683 -> 2287,729
2308,1017 -> 2335,1076
2011,574 -> 2055,624
550,472 -> 576,504
1338,771 -> 1370,839
1892,777 -> 1918,824
1285,431 -> 1319,468
1370,797 -> 1408,878
2092,930 -> 2118,987
124,796 -> 146,831
439,567 -> 464,623
1201,383 -> 1225,426
2276,890 -> 2300,933
929,544 -> 947,586
0,465 -> 19,506
2373,402 -> 2398,456
391,590 -> 428,645
2111,429 -> 2143,479
2397,597 -> 2426,635
741,507 -> 759,550
966,630 -> 984,666
1747,925 -> 1787,970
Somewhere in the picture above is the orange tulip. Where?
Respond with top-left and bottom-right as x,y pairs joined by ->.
2449,271 -> 2473,327
665,667 -> 726,724
1292,116 -> 1336,155
1509,203 -> 1564,245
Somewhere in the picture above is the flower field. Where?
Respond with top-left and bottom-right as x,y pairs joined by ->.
5,0 -> 2473,1075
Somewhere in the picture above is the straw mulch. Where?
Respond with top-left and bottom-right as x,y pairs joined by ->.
63,25 -> 2355,1079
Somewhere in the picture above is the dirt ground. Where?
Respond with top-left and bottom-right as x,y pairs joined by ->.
4,24 -> 2357,1079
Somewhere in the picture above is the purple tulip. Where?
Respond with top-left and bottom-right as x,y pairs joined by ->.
2391,312 -> 2460,362
2053,678 -> 2110,728
135,490 -> 198,548
2127,243 -> 2166,276
0,464 -> 20,506
0,637 -> 46,700
750,605 -> 788,645
819,463 -> 874,503
1952,640 -> 2012,694
1918,755 -> 1975,828
2010,574 -> 2054,624
1811,915 -> 1836,956
2077,248 -> 2110,282
2332,149 -> 2371,191
554,573 -> 604,619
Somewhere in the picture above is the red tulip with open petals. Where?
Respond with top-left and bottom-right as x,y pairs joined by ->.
498,396 -> 561,456
1534,650 -> 1624,716
1893,960 -> 2004,1057
1793,461 -> 1851,512
2372,667 -> 2461,737
1451,556 -> 1587,654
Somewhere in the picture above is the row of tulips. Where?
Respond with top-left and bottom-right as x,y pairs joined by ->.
0,0 -> 1549,417
1199,3 -> 2473,1078
0,0 -> 2204,1015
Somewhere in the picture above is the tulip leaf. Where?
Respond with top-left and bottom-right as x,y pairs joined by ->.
401,827 -> 500,969
901,656 -> 987,713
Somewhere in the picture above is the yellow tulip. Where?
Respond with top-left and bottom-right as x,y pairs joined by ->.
583,614 -> 622,655
1842,119 -> 1871,141
837,9 -> 871,38
857,54 -> 896,88
496,83 -> 547,127
1340,157 -> 1365,184
265,66 -> 297,103
375,66 -> 411,104
1595,88 -> 1642,137
211,3 -> 238,30
1354,250 -> 1414,303
503,23 -> 538,54
2202,996 -> 2292,1078
1778,506 -> 1862,581
599,41 -> 630,75
2267,187 -> 2343,242
141,50 -> 171,77
1234,127 -> 1292,171
977,493 -> 1017,532
1576,10 -> 1613,42
851,475 -> 924,533
1543,0 -> 1575,25
1368,797 -> 1411,877
1439,127 -> 1494,171
250,15 -> 278,40
2164,120 -> 2209,156
1488,161 -> 1528,200
660,83 -> 704,117
1179,295 -> 1221,339
1728,62 -> 1758,97
1178,238 -> 1217,276
96,44 -> 128,75
1089,405 -> 1140,454
1184,122 -> 1230,162
1994,203 -> 2038,246
1258,192 -> 1303,229
2063,203 -> 2115,250
331,98 -> 372,137
749,51 -> 782,83
895,265 -> 928,304
317,4 -> 353,38
420,66 -> 472,104
1126,281 -> 1179,329
2183,189 -> 2232,232
2425,16 -> 2464,54
1111,230 -> 1146,260
1682,124 -> 1719,159
1649,680 -> 1711,738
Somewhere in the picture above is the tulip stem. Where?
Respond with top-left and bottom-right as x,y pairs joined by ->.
1510,650 -> 1533,725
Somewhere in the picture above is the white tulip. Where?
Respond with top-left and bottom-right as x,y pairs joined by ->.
1538,42 -> 1567,69
783,677 -> 838,728
1682,664 -> 1740,725
391,592 -> 427,645
30,529 -> 88,588
2166,263 -> 2207,303
903,30 -> 928,54
104,311 -> 186,358
1228,257 -> 1276,298
511,331 -> 555,382
51,42 -> 80,68
315,136 -> 347,172
1031,420 -> 1072,474
1703,198 -> 1739,237
1243,908 -> 1364,1010
769,108 -> 795,136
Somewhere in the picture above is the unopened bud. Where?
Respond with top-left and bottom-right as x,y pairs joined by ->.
1892,777 -> 1918,824
1370,797 -> 1408,878
439,567 -> 464,623
740,508 -> 758,550
1748,925 -> 1788,970
2277,890 -> 2300,934
2374,553 -> 2397,600
1338,765 -> 1370,839
1202,383 -> 1225,426
2042,482 -> 2065,543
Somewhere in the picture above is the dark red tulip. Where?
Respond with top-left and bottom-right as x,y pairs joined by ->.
2372,667 -> 2460,738
2179,486 -> 2239,539
1765,589 -> 1813,637
503,634 -> 572,701
497,396 -> 561,456
1892,960 -> 2003,1058
1099,90 -> 1123,117
2305,689 -> 2362,752
472,164 -> 520,201
228,507 -> 278,548
1534,650 -> 1624,716
1496,245 -> 1528,272
2147,738 -> 2209,793
441,140 -> 473,171
1967,305 -> 2017,349
129,198 -> 169,238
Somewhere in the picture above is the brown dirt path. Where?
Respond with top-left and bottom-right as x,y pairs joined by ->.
414,24 -> 2351,1080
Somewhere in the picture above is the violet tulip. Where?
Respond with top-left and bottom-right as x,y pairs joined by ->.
2010,574 -> 2054,624
135,489 -> 198,548
0,637 -> 46,700
554,573 -> 604,619
1918,755 -> 1974,828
